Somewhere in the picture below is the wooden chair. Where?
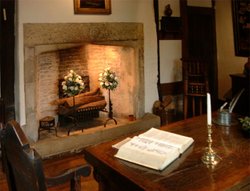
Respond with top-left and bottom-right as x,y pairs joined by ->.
1,120 -> 91,191
182,58 -> 209,119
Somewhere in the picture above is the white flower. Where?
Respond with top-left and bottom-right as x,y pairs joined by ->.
62,70 -> 85,97
98,67 -> 118,90
62,85 -> 67,90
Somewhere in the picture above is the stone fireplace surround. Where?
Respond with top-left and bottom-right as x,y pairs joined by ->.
24,23 -> 145,141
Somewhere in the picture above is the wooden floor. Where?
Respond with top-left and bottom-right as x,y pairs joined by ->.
0,152 -> 99,191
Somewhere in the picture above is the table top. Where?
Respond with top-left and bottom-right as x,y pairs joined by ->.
84,114 -> 250,191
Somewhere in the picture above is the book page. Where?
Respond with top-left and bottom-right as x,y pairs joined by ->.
112,137 -> 131,149
139,128 -> 194,153
115,136 -> 180,170
122,144 -> 194,175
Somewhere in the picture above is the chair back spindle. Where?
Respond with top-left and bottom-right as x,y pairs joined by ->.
182,58 -> 209,119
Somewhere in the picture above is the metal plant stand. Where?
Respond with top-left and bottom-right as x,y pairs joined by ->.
104,89 -> 117,127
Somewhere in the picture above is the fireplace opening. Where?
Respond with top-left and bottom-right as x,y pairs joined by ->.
37,43 -> 139,121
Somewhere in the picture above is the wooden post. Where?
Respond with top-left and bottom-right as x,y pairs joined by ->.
245,57 -> 250,116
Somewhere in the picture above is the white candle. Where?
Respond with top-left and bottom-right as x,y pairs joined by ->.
207,93 -> 212,126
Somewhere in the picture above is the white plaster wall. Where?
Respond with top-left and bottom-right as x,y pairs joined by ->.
160,40 -> 182,83
16,0 -> 158,125
215,0 -> 246,100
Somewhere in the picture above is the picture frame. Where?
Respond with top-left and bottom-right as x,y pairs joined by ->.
74,0 -> 111,15
232,0 -> 250,57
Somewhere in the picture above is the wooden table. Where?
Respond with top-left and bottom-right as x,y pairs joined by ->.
84,115 -> 250,191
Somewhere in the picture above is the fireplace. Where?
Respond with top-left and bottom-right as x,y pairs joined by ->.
24,23 -> 144,141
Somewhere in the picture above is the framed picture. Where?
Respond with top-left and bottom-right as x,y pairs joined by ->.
74,0 -> 111,15
232,0 -> 250,57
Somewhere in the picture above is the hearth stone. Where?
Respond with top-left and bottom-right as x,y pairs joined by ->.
32,113 -> 160,159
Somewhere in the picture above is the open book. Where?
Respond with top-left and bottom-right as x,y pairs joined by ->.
114,128 -> 194,171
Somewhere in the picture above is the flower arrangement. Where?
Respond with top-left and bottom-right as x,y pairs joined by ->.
239,116 -> 250,131
99,67 -> 118,90
62,70 -> 85,97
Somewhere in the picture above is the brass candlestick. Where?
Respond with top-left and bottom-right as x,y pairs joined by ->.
201,124 -> 220,166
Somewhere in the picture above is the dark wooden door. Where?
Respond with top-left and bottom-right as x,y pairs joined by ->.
0,0 -> 15,123
184,6 -> 218,105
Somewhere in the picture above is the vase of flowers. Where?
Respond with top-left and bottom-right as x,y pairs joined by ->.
99,67 -> 118,126
62,70 -> 85,106
99,67 -> 118,91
